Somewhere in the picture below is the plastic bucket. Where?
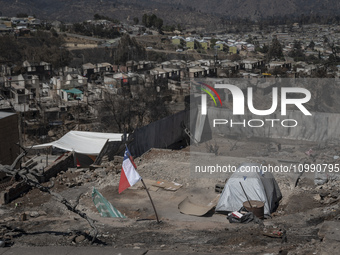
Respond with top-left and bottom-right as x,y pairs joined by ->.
243,200 -> 264,219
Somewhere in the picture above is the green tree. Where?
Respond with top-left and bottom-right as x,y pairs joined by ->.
141,13 -> 163,29
257,44 -> 269,53
246,35 -> 253,44
149,14 -> 157,27
155,18 -> 163,30
194,40 -> 202,50
210,38 -> 217,48
267,38 -> 284,60
115,34 -> 145,64
133,17 -> 139,25
223,45 -> 229,52
94,13 -> 101,20
289,40 -> 305,61
142,14 -> 148,27
293,40 -> 302,50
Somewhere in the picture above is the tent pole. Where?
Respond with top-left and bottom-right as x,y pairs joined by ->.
45,148 -> 48,168
239,182 -> 253,209
141,178 -> 160,223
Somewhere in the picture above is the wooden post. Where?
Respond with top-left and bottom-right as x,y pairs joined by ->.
141,178 -> 160,223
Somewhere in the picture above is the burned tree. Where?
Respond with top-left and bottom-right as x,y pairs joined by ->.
100,85 -> 170,133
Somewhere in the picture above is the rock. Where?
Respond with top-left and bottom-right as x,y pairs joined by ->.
322,198 -> 332,204
0,240 -> 5,247
330,191 -> 339,199
94,168 -> 107,178
5,217 -> 15,222
30,211 -> 40,218
75,235 -> 86,243
48,130 -> 55,137
66,183 -> 76,188
38,211 -> 47,216
318,190 -> 330,199
68,235 -> 76,241
313,194 -> 321,201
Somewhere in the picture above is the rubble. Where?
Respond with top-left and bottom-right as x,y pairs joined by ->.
0,137 -> 339,254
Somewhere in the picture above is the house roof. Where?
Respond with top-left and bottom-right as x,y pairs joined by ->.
63,88 -> 83,94
11,83 -> 25,90
189,67 -> 205,72
113,73 -> 128,79
83,63 -> 95,69
0,112 -> 15,120
98,62 -> 112,67
150,67 -> 167,74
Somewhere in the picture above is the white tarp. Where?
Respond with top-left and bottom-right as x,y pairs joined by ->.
32,131 -> 124,155
216,163 -> 282,215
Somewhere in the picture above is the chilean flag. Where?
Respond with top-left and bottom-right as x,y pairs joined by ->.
119,147 -> 141,193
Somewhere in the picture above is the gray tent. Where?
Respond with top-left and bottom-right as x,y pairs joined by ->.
216,163 -> 282,215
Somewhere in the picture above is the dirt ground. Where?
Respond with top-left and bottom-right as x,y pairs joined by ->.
1,136 -> 340,254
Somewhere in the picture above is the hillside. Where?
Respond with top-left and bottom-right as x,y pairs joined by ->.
1,0 -> 340,27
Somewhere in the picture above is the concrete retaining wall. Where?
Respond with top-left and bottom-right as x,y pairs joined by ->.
131,109 -> 193,157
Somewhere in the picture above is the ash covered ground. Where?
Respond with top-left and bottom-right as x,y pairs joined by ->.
1,135 -> 340,255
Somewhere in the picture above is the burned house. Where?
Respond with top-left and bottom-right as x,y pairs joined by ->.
22,61 -> 52,81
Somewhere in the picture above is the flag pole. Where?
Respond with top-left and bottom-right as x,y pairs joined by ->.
141,178 -> 160,223
125,145 -> 160,223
